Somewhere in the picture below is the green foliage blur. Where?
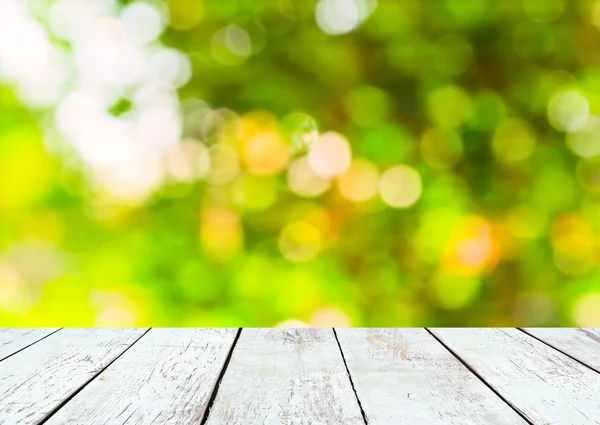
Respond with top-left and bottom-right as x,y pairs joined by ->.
1,0 -> 599,327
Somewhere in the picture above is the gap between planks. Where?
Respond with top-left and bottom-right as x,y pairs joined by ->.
0,328 -> 63,363
200,328 -> 368,424
199,328 -> 243,425
517,328 -> 600,375
11,328 -> 590,425
424,328 -> 535,425
332,328 -> 369,425
37,328 -> 153,425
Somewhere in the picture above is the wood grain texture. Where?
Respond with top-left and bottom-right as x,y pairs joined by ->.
44,328 -> 238,425
336,328 -> 527,425
521,328 -> 600,373
0,328 -> 146,425
430,328 -> 600,425
204,328 -> 365,425
0,328 -> 59,360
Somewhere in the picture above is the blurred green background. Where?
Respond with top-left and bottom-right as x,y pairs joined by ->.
1,0 -> 599,327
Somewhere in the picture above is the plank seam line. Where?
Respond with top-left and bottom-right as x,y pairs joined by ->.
332,328 -> 369,425
424,328 -> 534,425
0,328 -> 63,363
37,327 -> 153,425
199,327 -> 242,425
517,328 -> 600,375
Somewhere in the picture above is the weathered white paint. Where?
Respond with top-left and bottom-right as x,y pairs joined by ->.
44,328 -> 238,425
336,328 -> 527,424
430,328 -> 600,425
0,328 -> 59,360
204,328 -> 365,425
0,328 -> 146,425
522,328 -> 600,373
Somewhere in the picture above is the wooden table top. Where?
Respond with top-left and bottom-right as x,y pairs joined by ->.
0,328 -> 599,424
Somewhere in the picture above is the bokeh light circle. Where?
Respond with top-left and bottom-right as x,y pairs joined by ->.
566,117 -> 600,158
379,165 -> 422,208
307,131 -> 352,177
279,221 -> 321,262
337,159 -> 379,202
548,89 -> 590,132
287,157 -> 331,198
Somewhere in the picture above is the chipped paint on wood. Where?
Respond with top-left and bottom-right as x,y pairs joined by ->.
0,328 -> 145,425
430,328 -> 600,425
1,328 -> 599,424
337,328 -> 528,424
521,328 -> 600,373
204,328 -> 364,425
0,328 -> 59,360
44,328 -> 238,425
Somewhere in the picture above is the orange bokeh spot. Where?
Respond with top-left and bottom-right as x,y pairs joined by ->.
233,112 -> 291,176
242,131 -> 290,175
441,216 -> 500,276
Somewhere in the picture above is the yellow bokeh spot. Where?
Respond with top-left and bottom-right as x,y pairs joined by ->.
166,0 -> 203,30
285,206 -> 332,250
279,221 -> 321,263
550,213 -> 594,255
242,130 -> 290,175
200,205 -> 243,261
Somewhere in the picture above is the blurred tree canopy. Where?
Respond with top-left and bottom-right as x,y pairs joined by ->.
0,0 -> 599,327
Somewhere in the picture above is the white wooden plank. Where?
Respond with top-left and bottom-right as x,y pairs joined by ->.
522,328 -> 600,373
44,328 -> 238,425
204,328 -> 365,425
0,328 -> 59,360
335,328 -> 527,425
0,328 -> 146,425
430,328 -> 600,425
